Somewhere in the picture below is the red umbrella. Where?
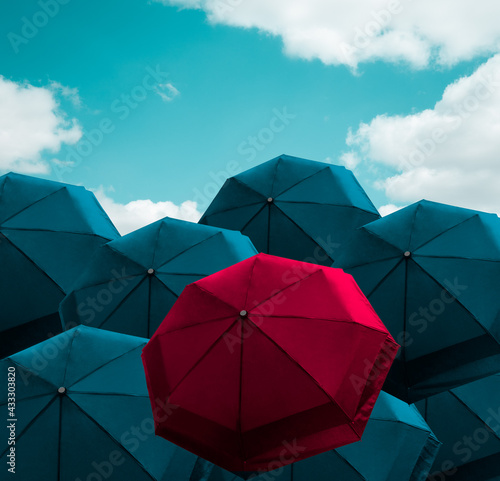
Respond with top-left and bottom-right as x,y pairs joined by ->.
142,253 -> 398,474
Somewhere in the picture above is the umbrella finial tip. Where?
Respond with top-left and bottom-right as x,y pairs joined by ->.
404,251 -> 411,258
147,268 -> 155,275
267,197 -> 273,203
58,387 -> 66,395
239,310 -> 248,318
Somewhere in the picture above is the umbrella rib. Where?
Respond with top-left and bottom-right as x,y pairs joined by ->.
410,259 -> 495,341
155,232 -> 222,271
97,277 -> 148,330
64,396 -> 157,481
366,257 -> 404,297
195,283 -> 240,311
150,220 -> 165,268
0,233 -> 65,294
61,328 -> 80,387
272,205 -> 334,263
336,255 -> 401,271
0,395 -> 57,458
414,255 -> 500,263
328,450 -> 369,481
412,214 -> 479,252
243,255 -> 259,308
273,166 -> 328,198
57,395 -> 63,481
5,358 -> 60,392
402,257 -> 410,400
68,391 -> 149,398
156,315 -> 236,336
201,200 -> 264,218
276,201 -> 379,217
167,319 -> 240,399
68,344 -> 145,389
246,318 -> 359,437
1,226 -> 113,239
238,202 -> 267,234
237,318 -> 247,464
0,392 -> 54,407
269,156 -> 281,197
250,269 -> 322,311
147,275 -> 153,337
0,187 -> 64,224
448,391 -> 500,442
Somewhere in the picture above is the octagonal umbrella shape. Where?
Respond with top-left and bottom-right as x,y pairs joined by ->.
209,391 -> 440,481
199,155 -> 380,265
0,325 -> 214,481
416,373 -> 500,481
142,253 -> 399,474
0,173 -> 119,357
60,217 -> 257,338
335,200 -> 500,403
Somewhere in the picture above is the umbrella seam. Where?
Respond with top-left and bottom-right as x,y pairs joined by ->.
271,204 -> 334,263
410,259 -> 494,340
201,200 -> 265,218
412,214 -> 479,252
246,318 -> 359,437
239,203 -> 267,233
167,319 -> 240,399
68,344 -> 146,389
0,187 -> 65,224
366,257 -> 404,297
154,231 -> 223,271
0,227 -> 114,240
64,396 -> 157,481
328,450 -> 369,481
273,165 -> 329,198
156,315 -> 237,336
0,395 -> 57,458
195,283 -> 240,311
97,277 -> 149,330
0,234 -> 66,293
5,358 -> 60,391
249,269 -> 322,312
276,200 -> 380,217
62,328 -> 80,386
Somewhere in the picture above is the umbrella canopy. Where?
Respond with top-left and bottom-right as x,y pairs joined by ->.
199,155 -> 380,265
60,217 -> 257,338
0,325 -> 214,481
0,173 -> 119,357
142,253 -> 399,474
416,373 -> 500,481
335,200 -> 500,403
210,391 -> 440,481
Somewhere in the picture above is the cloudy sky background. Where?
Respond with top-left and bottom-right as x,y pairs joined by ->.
1,0 -> 499,233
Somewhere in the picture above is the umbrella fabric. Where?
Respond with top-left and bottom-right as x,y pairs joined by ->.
335,200 -> 500,403
0,325 -> 214,481
0,173 -> 119,358
210,391 -> 440,481
142,253 -> 399,474
416,373 -> 500,481
199,154 -> 379,265
60,216 -> 257,338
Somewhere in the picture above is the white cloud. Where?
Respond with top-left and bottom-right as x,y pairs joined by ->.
50,81 -> 82,108
346,54 -> 500,214
154,82 -> 180,102
94,186 -> 202,235
157,0 -> 500,69
0,76 -> 82,174
378,203 -> 403,216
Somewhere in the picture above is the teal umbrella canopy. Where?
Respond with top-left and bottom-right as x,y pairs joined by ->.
199,155 -> 379,265
335,200 -> 500,403
209,391 -> 440,481
60,217 -> 257,337
416,373 -> 500,481
0,173 -> 119,357
0,325 -> 214,481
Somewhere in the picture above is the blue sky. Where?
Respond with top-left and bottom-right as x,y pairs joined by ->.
2,0 -> 499,232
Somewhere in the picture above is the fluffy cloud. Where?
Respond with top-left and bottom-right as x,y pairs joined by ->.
158,0 -> 500,69
94,187 -> 202,235
346,54 -> 500,213
0,76 -> 82,174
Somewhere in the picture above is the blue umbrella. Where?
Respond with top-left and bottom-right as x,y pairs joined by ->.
0,173 -> 119,357
208,391 -> 440,481
416,373 -> 500,481
335,200 -> 500,402
0,325 -> 214,480
60,217 -> 257,337
200,155 -> 379,265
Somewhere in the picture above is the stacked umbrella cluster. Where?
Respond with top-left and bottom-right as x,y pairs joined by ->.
1,155 -> 500,481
